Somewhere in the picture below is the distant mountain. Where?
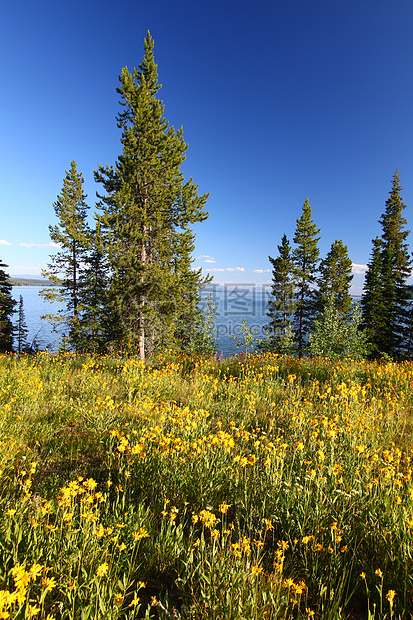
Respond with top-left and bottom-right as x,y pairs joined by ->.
9,277 -> 54,286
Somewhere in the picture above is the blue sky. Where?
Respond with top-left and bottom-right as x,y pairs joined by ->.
1,0 -> 413,294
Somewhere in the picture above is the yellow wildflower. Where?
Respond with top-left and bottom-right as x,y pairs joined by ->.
96,563 -> 109,577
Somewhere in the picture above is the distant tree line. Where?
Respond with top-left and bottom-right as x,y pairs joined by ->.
262,169 -> 413,360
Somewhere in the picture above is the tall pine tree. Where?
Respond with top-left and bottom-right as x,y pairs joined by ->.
261,234 -> 296,352
41,160 -> 91,350
16,295 -> 29,354
292,199 -> 321,357
317,239 -> 353,315
0,260 -> 15,352
361,236 -> 385,357
95,32 -> 209,360
362,170 -> 411,359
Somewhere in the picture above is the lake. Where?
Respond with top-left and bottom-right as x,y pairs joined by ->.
12,284 -> 271,356
12,283 -> 360,357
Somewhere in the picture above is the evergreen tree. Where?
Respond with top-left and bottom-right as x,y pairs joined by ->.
41,160 -> 91,351
361,237 -> 385,357
317,239 -> 353,314
309,293 -> 369,361
362,170 -> 411,358
0,260 -> 15,352
16,295 -> 29,354
95,32 -> 209,360
260,234 -> 296,353
292,199 -> 321,357
76,223 -> 111,353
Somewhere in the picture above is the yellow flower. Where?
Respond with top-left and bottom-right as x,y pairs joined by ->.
282,577 -> 295,588
302,536 -> 313,545
129,598 -> 140,607
198,509 -> 217,528
27,606 -> 41,617
29,564 -> 43,580
96,563 -> 109,577
42,576 -> 57,590
360,572 -> 366,579
375,568 -> 383,578
132,527 -> 150,541
113,593 -> 123,606
219,502 -> 230,514
11,564 -> 30,590
386,590 -> 396,602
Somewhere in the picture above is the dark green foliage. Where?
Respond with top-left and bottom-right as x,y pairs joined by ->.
309,293 -> 370,360
16,295 -> 29,354
95,32 -> 209,360
41,160 -> 91,351
260,234 -> 296,353
361,237 -> 386,357
75,223 -> 111,354
317,239 -> 353,315
0,260 -> 15,352
292,199 -> 321,357
361,170 -> 411,359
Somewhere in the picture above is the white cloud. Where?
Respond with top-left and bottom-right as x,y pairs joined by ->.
352,263 -> 368,274
197,254 -> 216,263
253,269 -> 271,273
19,242 -> 60,248
12,265 -> 43,271
202,266 -> 245,273
0,239 -> 12,245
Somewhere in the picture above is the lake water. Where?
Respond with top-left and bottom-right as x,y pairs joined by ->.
11,286 -> 65,351
11,284 -> 362,357
12,284 -> 271,356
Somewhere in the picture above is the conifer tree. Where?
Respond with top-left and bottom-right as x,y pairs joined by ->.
362,170 -> 411,358
0,260 -> 15,352
317,239 -> 353,314
361,237 -> 385,357
76,223 -> 111,353
41,160 -> 91,350
261,234 -> 296,353
292,199 -> 321,357
95,32 -> 209,360
16,295 -> 29,354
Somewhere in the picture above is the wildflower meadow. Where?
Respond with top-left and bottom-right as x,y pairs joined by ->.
0,351 -> 412,619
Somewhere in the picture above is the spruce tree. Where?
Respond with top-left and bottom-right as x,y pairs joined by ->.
317,239 -> 353,315
261,234 -> 296,353
292,199 -> 321,357
0,260 -> 15,352
361,237 -> 385,356
362,170 -> 411,358
95,32 -> 209,360
76,223 -> 111,353
41,160 -> 91,350
16,295 -> 29,354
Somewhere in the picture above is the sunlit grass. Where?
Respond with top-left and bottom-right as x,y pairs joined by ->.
0,351 -> 412,618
